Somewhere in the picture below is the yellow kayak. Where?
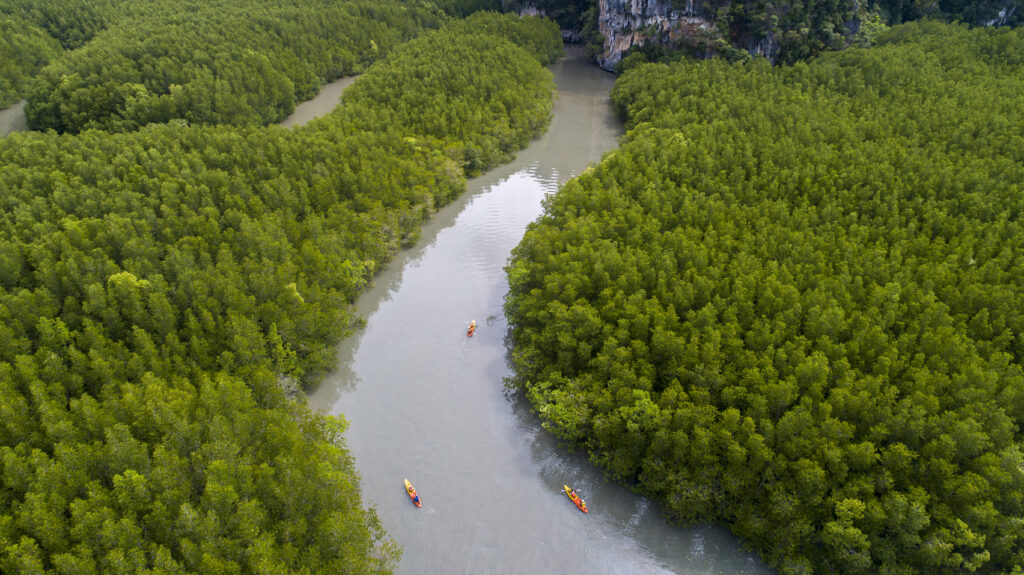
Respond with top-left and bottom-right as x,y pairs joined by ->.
564,485 -> 588,513
405,479 -> 422,508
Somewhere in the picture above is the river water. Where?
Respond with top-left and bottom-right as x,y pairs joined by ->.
308,46 -> 772,574
279,76 -> 358,128
0,100 -> 28,137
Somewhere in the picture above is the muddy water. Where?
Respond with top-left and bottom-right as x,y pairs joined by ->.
279,76 -> 357,128
308,46 -> 773,575
0,100 -> 28,137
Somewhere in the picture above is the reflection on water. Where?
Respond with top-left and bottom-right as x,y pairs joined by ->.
307,46 -> 774,575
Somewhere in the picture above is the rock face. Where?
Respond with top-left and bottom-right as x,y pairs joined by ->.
598,0 -> 707,70
519,0 -> 793,70
985,2 -> 1019,26
596,0 -> 779,70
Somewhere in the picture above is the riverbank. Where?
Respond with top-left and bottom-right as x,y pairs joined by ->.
279,76 -> 358,128
0,74 -> 360,138
0,17 -> 566,573
308,44 -> 772,575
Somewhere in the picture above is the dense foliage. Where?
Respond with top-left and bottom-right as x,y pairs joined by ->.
0,15 -> 62,108
0,0 -> 134,108
430,0 -> 500,17
25,0 -> 446,133
0,0 -> 124,50
324,13 -> 558,177
502,0 -> 594,34
446,11 -> 563,66
0,14 -> 559,573
875,0 -> 1022,26
676,0 -> 862,62
506,21 -> 1024,574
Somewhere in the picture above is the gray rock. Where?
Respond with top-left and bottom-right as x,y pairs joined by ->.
597,0 -> 707,70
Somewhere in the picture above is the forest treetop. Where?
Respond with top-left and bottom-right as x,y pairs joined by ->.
1,11 -> 562,574
3,0 -> 1020,114
506,20 -> 1024,575
22,0 -> 449,133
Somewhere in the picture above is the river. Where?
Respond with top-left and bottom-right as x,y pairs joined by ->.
307,46 -> 773,574
279,76 -> 358,128
0,100 -> 28,137
0,74 -> 355,138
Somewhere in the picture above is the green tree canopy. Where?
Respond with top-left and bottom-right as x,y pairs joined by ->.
0,14 -> 62,108
24,0 -> 448,133
1,12 -> 561,573
0,0 -> 124,49
506,20 -> 1024,575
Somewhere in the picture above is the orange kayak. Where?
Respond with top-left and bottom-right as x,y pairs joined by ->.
564,485 -> 588,513
467,320 -> 477,337
405,479 -> 422,508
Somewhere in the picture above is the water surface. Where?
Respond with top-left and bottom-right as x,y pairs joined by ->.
0,100 -> 28,137
308,46 -> 773,575
279,76 -> 357,128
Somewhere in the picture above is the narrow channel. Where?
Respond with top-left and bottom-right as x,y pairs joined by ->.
308,46 -> 772,574
0,73 -> 354,138
279,76 -> 357,128
0,100 -> 28,137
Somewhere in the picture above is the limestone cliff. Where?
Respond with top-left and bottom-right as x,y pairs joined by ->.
519,0 -> 1017,72
599,0 -> 704,70
595,0 -> 779,70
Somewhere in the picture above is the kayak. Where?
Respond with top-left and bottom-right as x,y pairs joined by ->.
564,485 -> 588,514
405,479 -> 422,508
467,320 -> 477,337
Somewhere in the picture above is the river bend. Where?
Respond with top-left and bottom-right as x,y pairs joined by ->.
308,46 -> 772,575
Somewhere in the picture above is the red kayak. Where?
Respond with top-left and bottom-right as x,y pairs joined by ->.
467,320 -> 477,337
564,485 -> 588,513
405,479 -> 422,508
